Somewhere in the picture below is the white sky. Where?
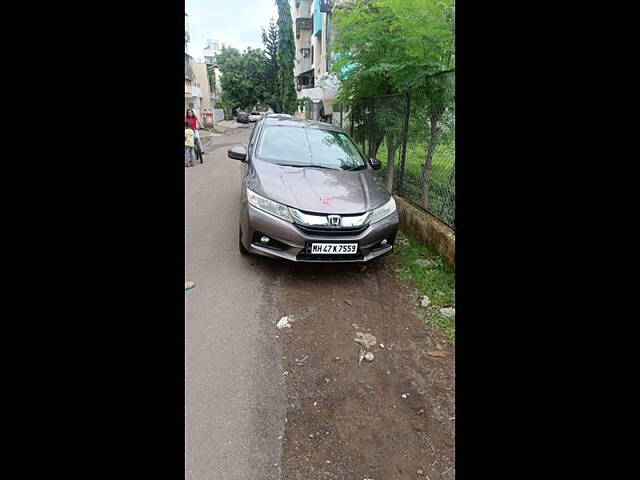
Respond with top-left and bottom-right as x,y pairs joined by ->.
185,0 -> 289,61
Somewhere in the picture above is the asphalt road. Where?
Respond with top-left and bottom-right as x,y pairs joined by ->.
185,125 -> 286,480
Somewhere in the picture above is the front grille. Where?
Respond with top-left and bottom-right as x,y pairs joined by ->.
297,252 -> 364,262
295,224 -> 368,236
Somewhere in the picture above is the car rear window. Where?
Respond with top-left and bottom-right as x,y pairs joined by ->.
257,126 -> 365,170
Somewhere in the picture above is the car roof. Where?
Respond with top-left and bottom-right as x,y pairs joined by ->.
260,117 -> 345,133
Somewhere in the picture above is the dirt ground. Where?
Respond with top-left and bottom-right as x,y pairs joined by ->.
273,254 -> 455,480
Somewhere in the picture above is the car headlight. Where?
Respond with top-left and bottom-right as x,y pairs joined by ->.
246,189 -> 293,223
369,197 -> 397,224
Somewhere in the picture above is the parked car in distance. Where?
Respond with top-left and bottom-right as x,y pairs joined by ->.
227,117 -> 399,263
266,113 -> 292,119
248,111 -> 262,122
236,111 -> 249,123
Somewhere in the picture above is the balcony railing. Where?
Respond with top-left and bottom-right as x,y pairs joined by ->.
320,0 -> 334,12
296,17 -> 311,39
296,17 -> 311,29
185,61 -> 194,80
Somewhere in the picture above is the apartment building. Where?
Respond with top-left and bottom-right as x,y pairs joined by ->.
293,1 -> 345,121
203,39 -> 225,65
203,39 -> 224,106
293,1 -> 338,96
185,13 -> 203,114
192,62 -> 212,112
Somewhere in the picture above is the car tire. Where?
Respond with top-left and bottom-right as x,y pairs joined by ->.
239,226 -> 249,255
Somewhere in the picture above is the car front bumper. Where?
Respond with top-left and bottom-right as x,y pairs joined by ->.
240,204 -> 399,262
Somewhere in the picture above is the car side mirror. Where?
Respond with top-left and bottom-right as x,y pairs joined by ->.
228,145 -> 247,162
369,157 -> 382,170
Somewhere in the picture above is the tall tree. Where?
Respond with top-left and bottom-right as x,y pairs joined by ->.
275,0 -> 298,114
261,18 -> 279,109
216,46 -> 271,112
332,0 -> 455,206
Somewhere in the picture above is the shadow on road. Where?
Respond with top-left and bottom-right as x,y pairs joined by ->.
241,253 -> 387,282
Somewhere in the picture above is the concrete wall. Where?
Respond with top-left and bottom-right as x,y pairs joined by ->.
192,62 -> 211,111
394,195 -> 455,266
294,0 -> 313,77
213,67 -> 222,95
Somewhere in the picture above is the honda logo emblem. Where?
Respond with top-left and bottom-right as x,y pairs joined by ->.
328,215 -> 341,227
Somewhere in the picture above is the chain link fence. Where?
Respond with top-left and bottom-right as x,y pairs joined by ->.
345,73 -> 455,228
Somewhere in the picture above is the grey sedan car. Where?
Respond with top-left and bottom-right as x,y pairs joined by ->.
227,117 -> 399,262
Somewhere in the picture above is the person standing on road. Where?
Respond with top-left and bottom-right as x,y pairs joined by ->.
185,108 -> 205,155
185,121 -> 195,167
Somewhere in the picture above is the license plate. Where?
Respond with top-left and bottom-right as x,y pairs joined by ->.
310,243 -> 358,254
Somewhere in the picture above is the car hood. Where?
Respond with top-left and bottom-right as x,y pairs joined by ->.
249,160 -> 389,214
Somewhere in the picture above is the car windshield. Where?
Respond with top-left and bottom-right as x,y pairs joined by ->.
257,126 -> 366,170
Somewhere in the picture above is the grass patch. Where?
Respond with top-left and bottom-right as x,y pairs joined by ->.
393,229 -> 455,344
375,141 -> 455,227
376,141 -> 455,179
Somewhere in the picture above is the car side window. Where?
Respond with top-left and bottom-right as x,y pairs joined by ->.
248,124 -> 260,159
244,129 -> 254,162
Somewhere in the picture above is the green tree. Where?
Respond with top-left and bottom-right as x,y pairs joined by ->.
216,46 -> 271,112
215,46 -> 241,109
331,0 -> 455,205
207,66 -> 217,95
215,45 -> 241,71
275,0 -> 298,114
261,18 -> 279,108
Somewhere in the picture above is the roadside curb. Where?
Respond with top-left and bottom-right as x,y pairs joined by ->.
394,195 -> 455,266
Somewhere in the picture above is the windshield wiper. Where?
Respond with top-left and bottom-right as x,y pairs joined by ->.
344,164 -> 366,171
309,164 -> 341,170
275,163 -> 339,170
